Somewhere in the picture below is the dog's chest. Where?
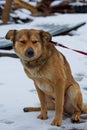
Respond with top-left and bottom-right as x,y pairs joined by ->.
36,79 -> 54,95
24,62 -> 54,95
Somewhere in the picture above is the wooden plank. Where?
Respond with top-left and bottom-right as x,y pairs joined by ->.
1,0 -> 12,24
13,0 -> 36,13
0,52 -> 18,58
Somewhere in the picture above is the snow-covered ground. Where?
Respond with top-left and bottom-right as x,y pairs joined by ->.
0,14 -> 87,130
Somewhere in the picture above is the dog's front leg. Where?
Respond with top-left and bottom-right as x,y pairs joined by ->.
35,83 -> 48,120
51,80 -> 65,126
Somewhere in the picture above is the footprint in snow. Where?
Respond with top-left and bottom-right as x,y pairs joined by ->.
29,89 -> 36,94
0,119 -> 14,124
74,73 -> 84,82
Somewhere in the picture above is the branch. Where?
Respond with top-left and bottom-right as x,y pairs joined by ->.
13,0 -> 36,13
0,52 -> 18,58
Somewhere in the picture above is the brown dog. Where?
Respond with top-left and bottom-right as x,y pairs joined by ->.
5,29 -> 87,126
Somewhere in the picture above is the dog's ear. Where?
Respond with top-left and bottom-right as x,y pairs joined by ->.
40,31 -> 52,42
5,30 -> 17,41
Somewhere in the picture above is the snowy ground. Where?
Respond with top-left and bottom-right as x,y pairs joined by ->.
0,14 -> 87,130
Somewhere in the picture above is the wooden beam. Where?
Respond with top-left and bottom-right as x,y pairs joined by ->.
13,0 -> 36,13
0,52 -> 18,58
2,0 -> 12,24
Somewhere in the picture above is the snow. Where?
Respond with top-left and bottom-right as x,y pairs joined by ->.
0,14 -> 87,129
50,0 -> 62,7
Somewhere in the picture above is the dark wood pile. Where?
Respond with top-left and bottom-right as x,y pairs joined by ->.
1,0 -> 87,24
0,0 -> 33,24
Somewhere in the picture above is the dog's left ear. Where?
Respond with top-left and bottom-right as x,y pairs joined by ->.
5,30 -> 17,41
40,31 -> 52,42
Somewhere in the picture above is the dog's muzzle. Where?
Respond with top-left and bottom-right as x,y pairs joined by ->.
25,47 -> 34,58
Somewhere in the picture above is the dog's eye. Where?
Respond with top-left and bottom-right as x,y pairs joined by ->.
20,40 -> 26,44
32,40 -> 38,44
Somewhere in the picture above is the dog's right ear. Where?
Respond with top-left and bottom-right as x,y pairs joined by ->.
40,30 -> 52,42
5,30 -> 17,41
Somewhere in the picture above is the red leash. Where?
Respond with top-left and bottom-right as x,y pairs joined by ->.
51,41 -> 87,56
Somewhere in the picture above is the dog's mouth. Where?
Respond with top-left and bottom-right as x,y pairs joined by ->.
23,53 -> 47,68
24,54 -> 42,63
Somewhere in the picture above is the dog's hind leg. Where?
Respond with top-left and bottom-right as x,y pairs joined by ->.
66,83 -> 83,122
46,95 -> 55,110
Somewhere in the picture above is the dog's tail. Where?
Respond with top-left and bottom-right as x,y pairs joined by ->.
23,107 -> 41,112
82,103 -> 87,113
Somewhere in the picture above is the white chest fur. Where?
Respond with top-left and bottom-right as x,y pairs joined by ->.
36,79 -> 54,95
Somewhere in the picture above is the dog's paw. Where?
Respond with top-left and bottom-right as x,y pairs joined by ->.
51,118 -> 62,126
71,112 -> 80,122
37,113 -> 48,120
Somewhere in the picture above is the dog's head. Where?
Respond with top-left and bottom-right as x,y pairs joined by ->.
5,29 -> 52,61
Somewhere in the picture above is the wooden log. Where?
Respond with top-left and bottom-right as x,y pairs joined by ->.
12,0 -> 75,16
50,1 -> 75,13
13,0 -> 36,13
0,52 -> 18,58
37,0 -> 54,7
1,0 -> 12,24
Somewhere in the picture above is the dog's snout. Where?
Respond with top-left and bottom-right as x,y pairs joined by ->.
25,47 -> 34,58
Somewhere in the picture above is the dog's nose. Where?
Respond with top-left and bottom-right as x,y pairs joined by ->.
25,47 -> 34,58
